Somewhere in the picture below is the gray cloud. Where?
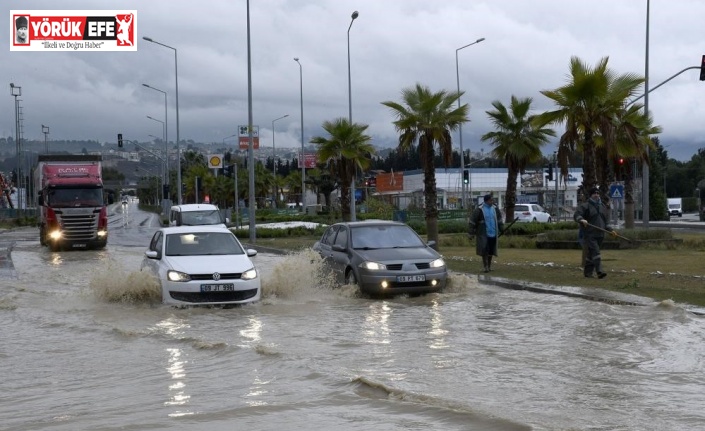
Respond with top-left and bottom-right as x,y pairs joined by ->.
2,0 -> 704,161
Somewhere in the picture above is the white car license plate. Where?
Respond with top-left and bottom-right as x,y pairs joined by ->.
200,284 -> 235,292
72,243 -> 87,248
396,275 -> 425,282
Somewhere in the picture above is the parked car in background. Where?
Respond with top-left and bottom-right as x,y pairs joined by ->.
141,226 -> 260,306
514,204 -> 552,223
313,220 -> 447,296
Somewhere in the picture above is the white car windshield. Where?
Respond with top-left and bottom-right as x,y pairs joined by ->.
165,232 -> 244,256
180,210 -> 223,226
351,225 -> 425,249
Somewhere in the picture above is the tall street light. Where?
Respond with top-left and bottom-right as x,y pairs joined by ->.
41,124 -> 50,154
455,37 -> 485,210
271,114 -> 289,206
10,83 -> 22,210
142,83 -> 169,199
294,57 -> 305,211
347,10 -> 359,221
642,0 -> 650,226
245,0 -> 256,243
142,37 -> 181,204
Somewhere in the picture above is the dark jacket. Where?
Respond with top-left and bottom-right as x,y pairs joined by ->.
469,204 -> 504,257
574,199 -> 612,238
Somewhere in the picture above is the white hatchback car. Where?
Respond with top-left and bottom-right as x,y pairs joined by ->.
141,226 -> 260,306
514,204 -> 552,223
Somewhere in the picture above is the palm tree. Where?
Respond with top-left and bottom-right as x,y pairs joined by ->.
481,96 -> 556,222
381,83 -> 468,248
604,104 -> 661,228
310,118 -> 375,221
535,56 -> 644,203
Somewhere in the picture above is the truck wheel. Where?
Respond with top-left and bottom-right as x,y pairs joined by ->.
39,226 -> 47,246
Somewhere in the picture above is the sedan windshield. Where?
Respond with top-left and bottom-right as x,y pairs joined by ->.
180,210 -> 223,226
351,225 -> 425,249
165,232 -> 244,256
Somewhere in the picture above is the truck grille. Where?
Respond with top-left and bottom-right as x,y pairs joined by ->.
57,211 -> 99,241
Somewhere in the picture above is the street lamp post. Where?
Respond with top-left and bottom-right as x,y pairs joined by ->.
142,37 -> 181,204
41,124 -> 49,154
294,58 -> 305,211
10,83 -> 22,210
271,114 -> 289,206
347,10 -> 359,221
642,0 -> 650,226
142,83 -> 169,199
455,37 -> 485,210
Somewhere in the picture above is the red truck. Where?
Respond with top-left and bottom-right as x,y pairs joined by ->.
34,155 -> 109,251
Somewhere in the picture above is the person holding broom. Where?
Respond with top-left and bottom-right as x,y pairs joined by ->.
469,194 -> 504,273
574,187 -> 618,279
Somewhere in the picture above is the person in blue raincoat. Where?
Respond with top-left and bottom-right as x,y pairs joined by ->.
469,194 -> 504,273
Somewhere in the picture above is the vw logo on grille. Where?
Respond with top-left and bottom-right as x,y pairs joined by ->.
212,272 -> 221,281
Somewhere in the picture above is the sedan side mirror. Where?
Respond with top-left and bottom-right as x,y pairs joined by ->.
145,250 -> 160,259
246,248 -> 257,257
332,244 -> 346,252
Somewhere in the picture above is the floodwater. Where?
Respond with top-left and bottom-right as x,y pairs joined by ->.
1,212 -> 704,430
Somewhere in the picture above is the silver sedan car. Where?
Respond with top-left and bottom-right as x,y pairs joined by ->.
141,226 -> 260,306
313,221 -> 447,296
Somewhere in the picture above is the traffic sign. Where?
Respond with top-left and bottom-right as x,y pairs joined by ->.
610,184 -> 624,199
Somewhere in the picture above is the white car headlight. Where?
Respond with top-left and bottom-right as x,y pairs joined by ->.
430,258 -> 445,268
359,261 -> 387,270
167,270 -> 191,282
241,267 -> 258,280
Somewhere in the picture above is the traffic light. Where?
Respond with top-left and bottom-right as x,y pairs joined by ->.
463,169 -> 469,184
117,133 -> 123,148
545,164 -> 554,181
700,55 -> 705,81
163,184 -> 170,200
617,157 -> 625,181
223,165 -> 233,178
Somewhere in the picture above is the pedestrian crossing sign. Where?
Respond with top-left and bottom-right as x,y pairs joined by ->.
610,184 -> 624,199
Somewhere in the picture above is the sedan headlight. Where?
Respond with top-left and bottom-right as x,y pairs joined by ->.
359,261 -> 387,270
241,267 -> 258,280
430,258 -> 446,268
167,270 -> 191,282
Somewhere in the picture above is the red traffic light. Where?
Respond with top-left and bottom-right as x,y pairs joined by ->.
618,158 -> 624,165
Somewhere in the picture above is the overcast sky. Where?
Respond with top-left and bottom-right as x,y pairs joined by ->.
3,0 -> 705,161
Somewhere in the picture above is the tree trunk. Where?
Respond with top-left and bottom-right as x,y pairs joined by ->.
505,168 -> 519,222
581,128 -> 598,202
624,164 -> 635,228
423,150 -> 439,250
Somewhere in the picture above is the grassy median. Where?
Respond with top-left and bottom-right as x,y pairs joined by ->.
248,232 -> 705,308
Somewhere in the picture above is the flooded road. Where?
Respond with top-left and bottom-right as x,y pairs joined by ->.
1,203 -> 704,430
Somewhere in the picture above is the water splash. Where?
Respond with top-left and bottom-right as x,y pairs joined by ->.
261,248 -> 338,299
88,261 -> 161,304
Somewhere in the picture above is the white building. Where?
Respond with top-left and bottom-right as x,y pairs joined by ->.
375,167 -> 585,217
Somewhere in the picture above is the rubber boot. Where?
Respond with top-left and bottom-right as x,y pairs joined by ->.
482,255 -> 489,273
487,256 -> 492,272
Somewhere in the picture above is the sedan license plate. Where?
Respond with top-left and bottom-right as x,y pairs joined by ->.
396,275 -> 425,282
200,283 -> 235,292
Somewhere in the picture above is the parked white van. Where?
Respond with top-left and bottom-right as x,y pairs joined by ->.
169,204 -> 228,227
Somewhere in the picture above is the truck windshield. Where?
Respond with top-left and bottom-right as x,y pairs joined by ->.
48,188 -> 103,208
